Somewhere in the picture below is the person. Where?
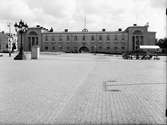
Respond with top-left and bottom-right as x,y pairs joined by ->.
9,50 -> 11,57
136,54 -> 139,59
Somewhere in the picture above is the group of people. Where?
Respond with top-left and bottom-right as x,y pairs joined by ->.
122,51 -> 160,60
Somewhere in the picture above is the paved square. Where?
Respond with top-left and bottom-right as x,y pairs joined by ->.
0,53 -> 166,124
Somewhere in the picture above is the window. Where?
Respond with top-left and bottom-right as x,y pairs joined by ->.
99,35 -> 102,41
36,37 -> 38,45
59,46 -> 63,50
52,36 -> 55,41
28,37 -> 31,42
122,34 -> 125,40
74,47 -> 77,50
45,46 -> 48,50
91,35 -> 95,41
106,47 -> 110,50
74,47 -> 78,52
99,46 -> 102,50
66,46 -> 70,50
114,47 -> 118,50
29,31 -> 38,35
59,36 -> 62,41
66,35 -> 70,41
74,36 -> 77,41
121,46 -> 125,50
114,35 -> 117,40
107,35 -> 110,41
52,46 -> 55,50
91,46 -> 94,50
45,35 -> 48,41
83,35 -> 85,41
32,37 -> 35,45
140,36 -> 144,45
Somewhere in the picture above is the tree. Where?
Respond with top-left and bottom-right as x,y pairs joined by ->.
157,38 -> 167,48
157,38 -> 167,53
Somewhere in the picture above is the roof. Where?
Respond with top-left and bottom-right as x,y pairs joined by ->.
139,45 -> 160,49
42,31 -> 127,34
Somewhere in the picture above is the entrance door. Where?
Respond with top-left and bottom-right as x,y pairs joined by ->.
79,46 -> 89,53
28,37 -> 31,51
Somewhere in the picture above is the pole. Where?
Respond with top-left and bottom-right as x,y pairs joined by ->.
8,22 -> 12,56
165,8 -> 167,117
20,32 -> 23,54
14,20 -> 27,60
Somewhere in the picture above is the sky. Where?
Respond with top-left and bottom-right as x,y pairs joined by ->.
0,0 -> 166,39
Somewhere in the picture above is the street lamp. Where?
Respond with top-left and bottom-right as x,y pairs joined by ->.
14,20 -> 28,60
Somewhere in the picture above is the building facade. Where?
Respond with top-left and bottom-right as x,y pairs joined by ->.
19,24 -> 156,53
0,32 -> 17,52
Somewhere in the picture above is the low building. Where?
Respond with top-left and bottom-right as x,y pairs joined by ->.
0,31 -> 17,52
0,31 -> 8,52
19,24 -> 156,53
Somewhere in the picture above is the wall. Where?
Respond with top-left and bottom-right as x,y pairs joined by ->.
21,25 -> 156,53
0,32 -> 9,52
41,32 -> 128,53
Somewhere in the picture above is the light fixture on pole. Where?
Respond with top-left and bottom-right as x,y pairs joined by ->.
14,20 -> 28,60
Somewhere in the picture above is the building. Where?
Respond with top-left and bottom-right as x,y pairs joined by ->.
19,24 -> 156,53
0,31 -> 17,52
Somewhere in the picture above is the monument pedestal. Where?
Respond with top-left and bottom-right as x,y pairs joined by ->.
31,46 -> 40,59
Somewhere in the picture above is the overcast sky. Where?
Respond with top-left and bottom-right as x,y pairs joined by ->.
0,0 -> 166,38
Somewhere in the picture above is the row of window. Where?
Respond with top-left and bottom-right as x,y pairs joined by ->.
44,46 -> 126,51
28,37 -> 39,45
44,34 -> 126,41
43,42 -> 126,45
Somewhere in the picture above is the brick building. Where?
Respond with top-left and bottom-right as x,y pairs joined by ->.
19,24 -> 156,53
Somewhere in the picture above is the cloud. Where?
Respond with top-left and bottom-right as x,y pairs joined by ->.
0,0 -> 165,38
150,0 -> 166,8
0,0 -> 35,20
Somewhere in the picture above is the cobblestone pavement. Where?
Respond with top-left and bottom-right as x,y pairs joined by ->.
0,53 -> 166,125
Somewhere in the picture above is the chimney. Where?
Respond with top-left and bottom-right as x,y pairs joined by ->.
118,28 -> 122,31
102,29 -> 106,32
36,25 -> 40,28
64,29 -> 68,32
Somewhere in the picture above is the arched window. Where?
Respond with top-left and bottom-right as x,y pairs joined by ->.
28,31 -> 39,50
28,31 -> 38,35
133,30 -> 143,35
132,30 -> 143,50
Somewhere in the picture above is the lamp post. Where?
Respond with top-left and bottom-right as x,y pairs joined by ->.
165,8 -> 167,118
14,20 -> 28,60
7,22 -> 12,57
94,45 -> 97,55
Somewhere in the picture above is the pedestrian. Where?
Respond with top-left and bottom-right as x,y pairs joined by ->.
9,51 -> 11,57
